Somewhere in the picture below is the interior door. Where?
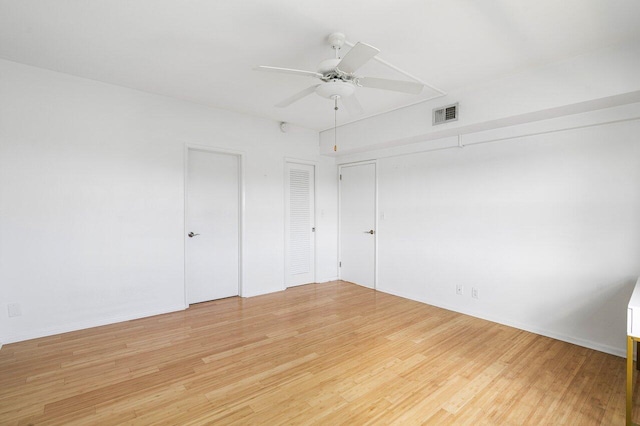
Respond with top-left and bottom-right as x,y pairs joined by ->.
339,162 -> 376,288
186,149 -> 239,303
285,162 -> 315,287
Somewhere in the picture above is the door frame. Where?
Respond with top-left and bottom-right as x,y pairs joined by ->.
338,160 -> 378,289
183,144 -> 245,306
283,158 -> 318,289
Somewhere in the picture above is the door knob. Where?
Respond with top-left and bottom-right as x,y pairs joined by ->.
188,232 -> 200,238
364,230 -> 375,235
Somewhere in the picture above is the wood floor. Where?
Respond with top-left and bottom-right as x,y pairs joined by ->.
0,281 -> 634,425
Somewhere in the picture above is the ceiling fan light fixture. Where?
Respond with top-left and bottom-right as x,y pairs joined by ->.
315,80 -> 355,99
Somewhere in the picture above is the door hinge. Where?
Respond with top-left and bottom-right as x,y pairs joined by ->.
312,227 -> 316,232
339,174 -> 342,181
339,261 -> 342,267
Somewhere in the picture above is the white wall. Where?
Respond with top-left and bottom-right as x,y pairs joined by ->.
374,114 -> 640,356
0,59 -> 337,344
319,37 -> 640,357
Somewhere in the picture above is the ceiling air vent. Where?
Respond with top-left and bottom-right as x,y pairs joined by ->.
432,103 -> 458,125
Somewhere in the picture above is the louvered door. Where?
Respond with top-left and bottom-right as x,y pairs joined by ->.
285,162 -> 315,287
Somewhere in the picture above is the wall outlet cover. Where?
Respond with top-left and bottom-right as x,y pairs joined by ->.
8,303 -> 22,317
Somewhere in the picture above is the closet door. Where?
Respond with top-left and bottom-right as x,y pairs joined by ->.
286,162 -> 315,287
339,162 -> 376,289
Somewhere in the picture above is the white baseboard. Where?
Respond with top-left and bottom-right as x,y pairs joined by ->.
5,285 -> 622,358
376,286 -> 625,358
317,276 -> 339,283
3,304 -> 187,345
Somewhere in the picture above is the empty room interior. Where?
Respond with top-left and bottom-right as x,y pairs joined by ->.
2,1 -> 640,424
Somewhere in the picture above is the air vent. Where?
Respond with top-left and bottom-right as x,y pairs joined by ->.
432,103 -> 458,125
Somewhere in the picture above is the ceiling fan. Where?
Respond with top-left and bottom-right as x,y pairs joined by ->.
255,32 -> 425,115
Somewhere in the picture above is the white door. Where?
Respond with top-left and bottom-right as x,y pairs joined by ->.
285,162 -> 315,287
339,163 -> 376,288
186,149 -> 239,303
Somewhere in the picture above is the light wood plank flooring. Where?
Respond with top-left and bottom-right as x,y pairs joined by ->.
0,281 -> 634,425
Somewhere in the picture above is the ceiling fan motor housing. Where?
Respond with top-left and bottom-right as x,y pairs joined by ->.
317,58 -> 341,75
315,57 -> 356,99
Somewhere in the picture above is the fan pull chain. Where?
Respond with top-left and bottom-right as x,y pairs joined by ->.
334,97 -> 338,152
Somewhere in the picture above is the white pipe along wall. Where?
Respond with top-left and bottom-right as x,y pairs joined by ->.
320,40 -> 640,156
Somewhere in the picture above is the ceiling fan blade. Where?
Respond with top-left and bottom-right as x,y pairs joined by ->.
336,42 -> 380,74
357,77 -> 424,94
275,85 -> 319,108
255,65 -> 323,79
341,95 -> 363,115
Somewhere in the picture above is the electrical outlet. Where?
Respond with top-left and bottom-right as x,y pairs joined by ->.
7,303 -> 22,317
472,287 -> 479,299
456,284 -> 463,296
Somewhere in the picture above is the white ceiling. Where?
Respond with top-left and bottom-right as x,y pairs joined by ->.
1,0 -> 639,131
